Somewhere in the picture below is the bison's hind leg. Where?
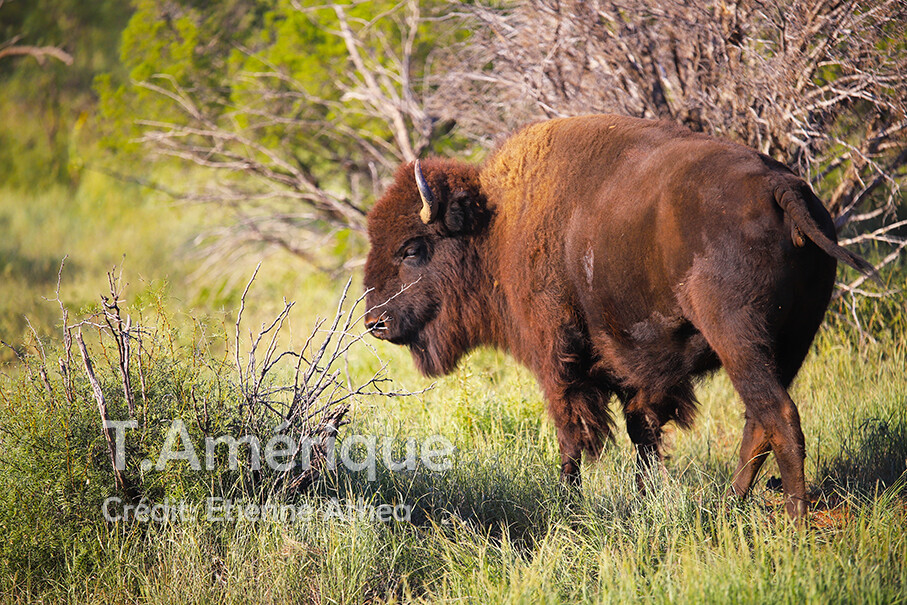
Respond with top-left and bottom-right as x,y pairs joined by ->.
727,262 -> 833,509
680,275 -> 810,518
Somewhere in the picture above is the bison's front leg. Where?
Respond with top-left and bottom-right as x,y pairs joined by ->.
548,384 -> 613,489
555,420 -> 585,487
623,391 -> 669,491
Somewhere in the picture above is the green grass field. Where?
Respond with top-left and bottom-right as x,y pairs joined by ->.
1,179 -> 906,604
2,1 -> 906,600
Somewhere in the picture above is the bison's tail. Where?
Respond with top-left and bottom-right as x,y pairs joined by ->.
774,185 -> 880,283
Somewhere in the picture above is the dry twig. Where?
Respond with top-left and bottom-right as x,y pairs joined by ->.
0,34 -> 73,65
233,268 -> 429,494
75,329 -> 129,493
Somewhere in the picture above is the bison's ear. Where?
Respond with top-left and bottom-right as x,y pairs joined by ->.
442,190 -> 470,233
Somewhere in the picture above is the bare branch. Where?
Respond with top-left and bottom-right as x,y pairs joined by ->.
76,329 -> 130,494
43,256 -> 75,405
102,266 -> 137,418
0,41 -> 73,66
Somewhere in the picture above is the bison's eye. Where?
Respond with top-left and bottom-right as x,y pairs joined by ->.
400,238 -> 428,266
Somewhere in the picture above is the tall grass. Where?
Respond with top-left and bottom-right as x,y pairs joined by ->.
1,256 -> 905,603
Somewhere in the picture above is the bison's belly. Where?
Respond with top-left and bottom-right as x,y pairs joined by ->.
587,303 -> 721,391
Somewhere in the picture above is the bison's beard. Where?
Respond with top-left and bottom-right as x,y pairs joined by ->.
406,325 -> 468,378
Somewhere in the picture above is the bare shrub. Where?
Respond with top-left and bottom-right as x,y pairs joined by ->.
23,260 -> 421,500
231,265 -> 426,494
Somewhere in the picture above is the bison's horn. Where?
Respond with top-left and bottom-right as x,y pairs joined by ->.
414,160 -> 438,224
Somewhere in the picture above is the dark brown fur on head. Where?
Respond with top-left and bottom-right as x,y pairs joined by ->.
363,159 -> 495,377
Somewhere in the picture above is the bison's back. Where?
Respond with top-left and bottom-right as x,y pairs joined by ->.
481,115 -> 696,222
481,114 -> 837,388
483,114 -> 804,310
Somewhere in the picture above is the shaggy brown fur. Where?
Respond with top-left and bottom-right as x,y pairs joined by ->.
363,115 -> 874,518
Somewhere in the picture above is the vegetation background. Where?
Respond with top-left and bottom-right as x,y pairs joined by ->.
0,0 -> 906,603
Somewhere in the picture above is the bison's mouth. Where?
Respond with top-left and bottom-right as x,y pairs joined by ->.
365,319 -> 389,339
365,312 -> 418,346
365,312 -> 393,339
364,304 -> 453,375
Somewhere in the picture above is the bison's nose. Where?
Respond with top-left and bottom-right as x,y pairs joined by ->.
364,313 -> 388,337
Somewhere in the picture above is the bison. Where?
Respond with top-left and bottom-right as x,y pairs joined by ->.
363,114 -> 873,518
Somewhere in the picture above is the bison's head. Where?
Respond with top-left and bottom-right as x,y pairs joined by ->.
363,159 -> 490,377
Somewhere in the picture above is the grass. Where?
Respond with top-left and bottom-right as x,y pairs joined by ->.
1,181 -> 906,603
1,278 -> 906,603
